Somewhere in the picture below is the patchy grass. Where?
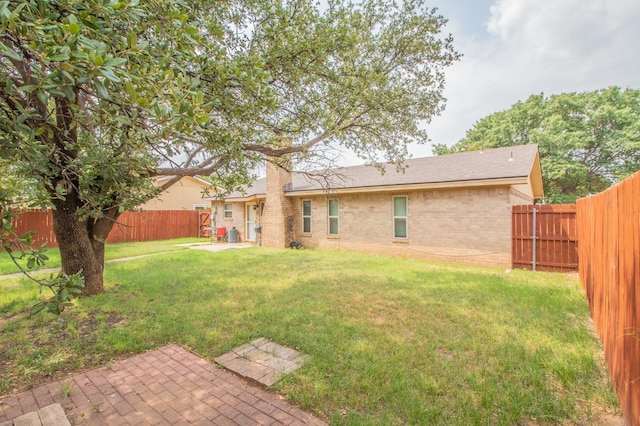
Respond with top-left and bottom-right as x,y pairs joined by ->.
0,247 -> 618,424
0,237 -> 208,275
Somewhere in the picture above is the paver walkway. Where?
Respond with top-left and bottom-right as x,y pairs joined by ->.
0,345 -> 325,425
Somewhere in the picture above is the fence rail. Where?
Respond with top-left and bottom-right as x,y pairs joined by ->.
576,172 -> 640,426
12,210 -> 201,248
512,204 -> 578,272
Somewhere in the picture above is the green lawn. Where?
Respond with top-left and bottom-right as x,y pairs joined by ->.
0,237 -> 209,275
0,245 -> 618,424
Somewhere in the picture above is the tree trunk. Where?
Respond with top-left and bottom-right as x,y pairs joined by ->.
51,197 -> 106,296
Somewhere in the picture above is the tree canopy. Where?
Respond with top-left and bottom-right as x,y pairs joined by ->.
0,0 -> 459,298
433,87 -> 640,203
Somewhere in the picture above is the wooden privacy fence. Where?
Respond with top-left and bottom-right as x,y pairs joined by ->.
12,210 -> 202,248
577,171 -> 640,426
512,204 -> 578,272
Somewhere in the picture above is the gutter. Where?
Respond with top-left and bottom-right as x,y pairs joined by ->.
284,176 -> 531,197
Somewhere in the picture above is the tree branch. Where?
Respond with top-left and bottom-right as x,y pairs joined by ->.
242,129 -> 332,156
154,157 -> 227,191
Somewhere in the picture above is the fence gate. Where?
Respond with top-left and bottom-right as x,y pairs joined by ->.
512,204 -> 578,272
199,211 -> 212,238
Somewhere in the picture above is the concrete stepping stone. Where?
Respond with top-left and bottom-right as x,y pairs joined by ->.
215,338 -> 311,386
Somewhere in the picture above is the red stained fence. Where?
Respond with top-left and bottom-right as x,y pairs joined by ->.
12,210 -> 202,248
512,204 -> 578,272
577,172 -> 640,426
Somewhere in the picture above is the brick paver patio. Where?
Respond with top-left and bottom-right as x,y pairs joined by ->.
0,344 -> 325,425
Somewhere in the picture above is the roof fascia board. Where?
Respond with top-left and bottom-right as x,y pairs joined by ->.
529,151 -> 545,198
154,175 -> 213,188
284,177 -> 530,197
220,195 -> 266,203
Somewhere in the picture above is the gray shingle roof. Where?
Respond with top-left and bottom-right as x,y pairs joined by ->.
225,144 -> 539,198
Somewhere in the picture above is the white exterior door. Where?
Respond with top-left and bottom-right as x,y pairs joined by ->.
246,204 -> 256,241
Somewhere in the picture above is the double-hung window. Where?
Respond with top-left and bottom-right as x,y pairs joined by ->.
328,199 -> 339,235
302,200 -> 312,234
223,203 -> 233,219
393,196 -> 408,238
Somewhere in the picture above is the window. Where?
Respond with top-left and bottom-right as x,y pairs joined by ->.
193,204 -> 207,210
302,200 -> 312,234
328,199 -> 339,235
393,196 -> 407,238
223,203 -> 233,218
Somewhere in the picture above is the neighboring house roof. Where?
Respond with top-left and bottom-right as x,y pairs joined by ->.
219,144 -> 544,201
153,175 -> 213,188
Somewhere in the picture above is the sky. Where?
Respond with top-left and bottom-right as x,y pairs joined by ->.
339,0 -> 640,164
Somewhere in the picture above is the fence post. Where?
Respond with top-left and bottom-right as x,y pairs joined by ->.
532,207 -> 537,271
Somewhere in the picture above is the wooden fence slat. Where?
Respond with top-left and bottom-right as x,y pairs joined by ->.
512,204 -> 578,272
576,170 -> 640,425
11,210 -> 202,248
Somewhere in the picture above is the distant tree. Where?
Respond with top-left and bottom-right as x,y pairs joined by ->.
0,160 -> 46,207
434,87 -> 640,203
0,0 -> 459,297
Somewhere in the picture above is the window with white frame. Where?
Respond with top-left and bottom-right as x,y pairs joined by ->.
302,200 -> 312,234
193,204 -> 207,210
328,198 -> 339,235
393,196 -> 407,238
223,203 -> 233,218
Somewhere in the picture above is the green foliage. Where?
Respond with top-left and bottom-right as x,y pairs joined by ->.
28,271 -> 85,316
434,87 -> 640,203
0,160 -> 46,208
1,0 -> 459,293
0,0 -> 459,210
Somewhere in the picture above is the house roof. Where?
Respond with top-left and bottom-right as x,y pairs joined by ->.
221,144 -> 544,200
153,175 -> 213,188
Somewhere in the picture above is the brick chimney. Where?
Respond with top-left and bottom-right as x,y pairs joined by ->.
261,159 -> 294,248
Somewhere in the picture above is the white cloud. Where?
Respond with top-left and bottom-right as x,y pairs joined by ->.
333,0 -> 640,163
414,0 -> 640,158
487,0 -> 637,59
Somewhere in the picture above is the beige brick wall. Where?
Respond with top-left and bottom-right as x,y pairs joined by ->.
211,200 -> 245,242
289,186 -> 517,267
510,187 -> 534,205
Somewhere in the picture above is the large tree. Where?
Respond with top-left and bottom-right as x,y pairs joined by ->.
434,87 -> 640,203
0,0 -> 459,295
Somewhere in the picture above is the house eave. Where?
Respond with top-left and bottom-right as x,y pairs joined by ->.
529,151 -> 545,199
216,194 -> 266,203
284,177 -> 531,197
154,175 -> 213,188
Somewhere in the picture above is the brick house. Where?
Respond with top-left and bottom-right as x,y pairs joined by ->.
207,144 -> 544,267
